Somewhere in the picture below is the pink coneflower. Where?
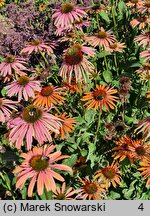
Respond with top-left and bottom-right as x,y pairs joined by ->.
130,16 -> 150,29
21,39 -> 55,55
137,1 -> 150,13
5,75 -> 41,102
8,104 -> 62,150
75,176 -> 106,200
0,98 -> 18,123
105,42 -> 126,53
135,117 -> 150,140
52,2 -> 87,28
135,31 -> 150,47
59,44 -> 95,82
85,27 -> 116,49
13,145 -> 72,197
53,182 -> 77,200
0,55 -> 27,77
140,49 -> 150,62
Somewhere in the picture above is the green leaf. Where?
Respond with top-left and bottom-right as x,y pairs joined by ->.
130,62 -> 141,68
1,88 -> 7,97
103,70 -> 112,83
108,191 -> 121,200
118,1 -> 126,13
87,143 -> 97,168
99,11 -> 110,23
123,188 -> 134,199
63,154 -> 78,168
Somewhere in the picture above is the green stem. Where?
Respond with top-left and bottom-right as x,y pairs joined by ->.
39,51 -> 49,66
114,53 -> 118,76
111,0 -> 118,35
103,50 -> 109,71
96,13 -> 100,29
34,54 -> 45,69
73,23 -> 81,43
94,112 -> 101,145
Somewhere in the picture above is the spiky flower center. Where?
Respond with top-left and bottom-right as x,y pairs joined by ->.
144,2 -> 150,7
136,146 -> 146,156
109,43 -> 117,49
4,55 -> 15,63
143,63 -> 150,70
56,193 -> 66,200
41,86 -> 53,96
131,0 -> 138,3
98,31 -> 107,39
65,48 -> 83,65
30,39 -> 41,46
30,155 -> 49,171
18,75 -> 30,86
84,182 -> 98,194
123,143 -> 129,150
138,16 -> 147,23
94,90 -> 106,101
22,105 -> 43,123
61,3 -> 74,13
103,167 -> 115,179
0,98 -> 3,107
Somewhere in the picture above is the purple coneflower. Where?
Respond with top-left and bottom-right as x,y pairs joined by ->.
21,39 -> 55,55
52,2 -> 87,28
0,55 -> 27,77
59,43 -> 95,83
6,75 -> 41,101
13,145 -> 72,197
85,27 -> 116,49
8,105 -> 62,150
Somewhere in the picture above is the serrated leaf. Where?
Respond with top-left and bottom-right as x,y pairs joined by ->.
103,70 -> 112,83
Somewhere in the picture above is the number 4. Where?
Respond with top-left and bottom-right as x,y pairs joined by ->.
138,203 -> 144,211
